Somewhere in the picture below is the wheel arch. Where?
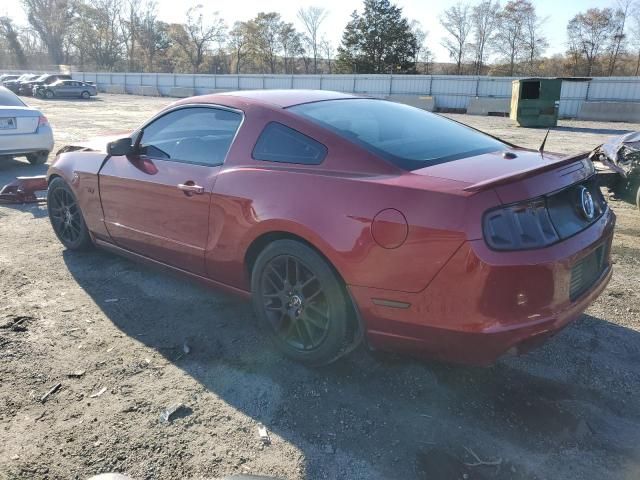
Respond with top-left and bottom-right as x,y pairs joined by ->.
244,230 -> 365,351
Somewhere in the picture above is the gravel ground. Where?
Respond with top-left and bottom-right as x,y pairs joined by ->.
0,94 -> 639,480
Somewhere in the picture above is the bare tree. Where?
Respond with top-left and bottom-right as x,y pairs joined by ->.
470,0 -> 500,75
606,0 -> 632,76
76,0 -> 124,70
174,5 -> 225,73
493,0 -> 529,76
409,20 -> 432,74
279,23 -> 299,74
251,12 -> 283,74
319,37 -> 334,73
137,3 -> 169,71
297,6 -> 328,74
0,17 -> 27,68
522,3 -> 548,74
567,8 -> 615,76
22,0 -> 75,65
630,2 -> 640,75
229,21 -> 250,74
119,0 -> 143,71
440,3 -> 472,75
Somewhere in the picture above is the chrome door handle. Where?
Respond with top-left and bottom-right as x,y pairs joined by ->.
178,183 -> 204,194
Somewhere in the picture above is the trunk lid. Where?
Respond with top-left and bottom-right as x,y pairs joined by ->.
0,107 -> 40,135
413,148 -> 593,204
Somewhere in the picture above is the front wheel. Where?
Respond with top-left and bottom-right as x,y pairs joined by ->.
81,91 -> 90,99
45,90 -> 54,99
47,177 -> 93,250
251,240 -> 351,366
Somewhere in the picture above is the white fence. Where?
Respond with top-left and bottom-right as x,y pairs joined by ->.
11,71 -> 637,118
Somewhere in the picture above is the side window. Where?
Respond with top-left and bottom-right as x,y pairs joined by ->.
139,107 -> 242,166
252,122 -> 327,165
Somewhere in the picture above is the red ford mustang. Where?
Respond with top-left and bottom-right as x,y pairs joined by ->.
46,90 -> 615,366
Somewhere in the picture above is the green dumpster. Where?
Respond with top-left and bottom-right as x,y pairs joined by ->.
510,78 -> 562,128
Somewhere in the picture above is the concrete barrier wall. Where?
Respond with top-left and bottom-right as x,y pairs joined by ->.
63,72 -> 640,121
467,97 -> 511,116
577,101 -> 640,123
128,85 -> 160,96
101,84 -> 125,94
386,95 -> 435,111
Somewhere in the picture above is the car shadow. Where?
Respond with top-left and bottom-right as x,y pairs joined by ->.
61,249 -> 640,479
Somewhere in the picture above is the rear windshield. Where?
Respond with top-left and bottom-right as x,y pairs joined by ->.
0,87 -> 26,107
289,98 -> 505,170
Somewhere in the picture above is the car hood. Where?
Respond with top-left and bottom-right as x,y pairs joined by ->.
411,147 -> 586,192
57,132 -> 130,154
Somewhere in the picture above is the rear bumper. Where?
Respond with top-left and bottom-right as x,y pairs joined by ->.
0,126 -> 54,156
349,208 -> 616,366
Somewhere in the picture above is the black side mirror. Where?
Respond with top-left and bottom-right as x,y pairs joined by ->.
107,137 -> 134,156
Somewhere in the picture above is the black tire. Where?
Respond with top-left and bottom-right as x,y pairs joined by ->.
47,177 -> 93,250
26,151 -> 49,165
45,90 -> 54,99
251,239 -> 351,366
635,182 -> 640,212
81,91 -> 90,99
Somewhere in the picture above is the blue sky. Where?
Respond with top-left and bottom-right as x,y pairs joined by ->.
1,0 -> 618,62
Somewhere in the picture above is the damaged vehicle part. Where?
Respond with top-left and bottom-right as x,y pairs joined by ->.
0,175 -> 48,204
590,131 -> 640,211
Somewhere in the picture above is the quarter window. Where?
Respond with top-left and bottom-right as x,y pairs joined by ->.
253,122 -> 327,165
139,107 -> 242,166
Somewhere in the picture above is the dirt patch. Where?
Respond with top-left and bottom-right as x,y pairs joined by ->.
0,95 -> 639,479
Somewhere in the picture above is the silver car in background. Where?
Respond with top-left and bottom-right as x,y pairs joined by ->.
0,86 -> 53,165
40,80 -> 98,99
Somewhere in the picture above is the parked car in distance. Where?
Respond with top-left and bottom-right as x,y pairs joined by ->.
0,74 -> 20,83
4,74 -> 37,93
23,74 -> 72,96
46,90 -> 615,366
40,80 -> 97,99
0,86 -> 53,165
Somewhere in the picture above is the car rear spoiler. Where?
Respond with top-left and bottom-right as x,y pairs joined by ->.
462,152 -> 590,193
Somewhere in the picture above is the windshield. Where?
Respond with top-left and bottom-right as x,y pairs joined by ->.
289,98 -> 506,170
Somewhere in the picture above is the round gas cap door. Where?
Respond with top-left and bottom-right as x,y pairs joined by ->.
371,208 -> 408,249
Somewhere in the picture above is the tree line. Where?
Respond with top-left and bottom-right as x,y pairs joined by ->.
1,0 -> 640,77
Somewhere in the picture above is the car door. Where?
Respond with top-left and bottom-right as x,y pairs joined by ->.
99,106 -> 243,275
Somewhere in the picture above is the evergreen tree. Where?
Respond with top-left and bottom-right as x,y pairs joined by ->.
336,0 -> 418,74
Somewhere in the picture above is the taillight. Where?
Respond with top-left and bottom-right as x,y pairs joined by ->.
38,115 -> 49,128
483,198 -> 559,251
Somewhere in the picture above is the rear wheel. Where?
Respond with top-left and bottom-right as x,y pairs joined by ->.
26,151 -> 49,165
251,240 -> 351,366
45,90 -> 54,99
47,177 -> 93,250
81,91 -> 90,99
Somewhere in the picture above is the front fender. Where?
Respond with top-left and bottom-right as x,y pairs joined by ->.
47,151 -> 110,240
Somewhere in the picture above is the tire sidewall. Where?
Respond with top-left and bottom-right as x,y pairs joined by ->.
47,177 -> 93,250
251,240 -> 349,366
45,90 -> 54,99
81,91 -> 90,99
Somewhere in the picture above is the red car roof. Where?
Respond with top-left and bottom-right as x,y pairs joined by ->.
196,89 -> 358,108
